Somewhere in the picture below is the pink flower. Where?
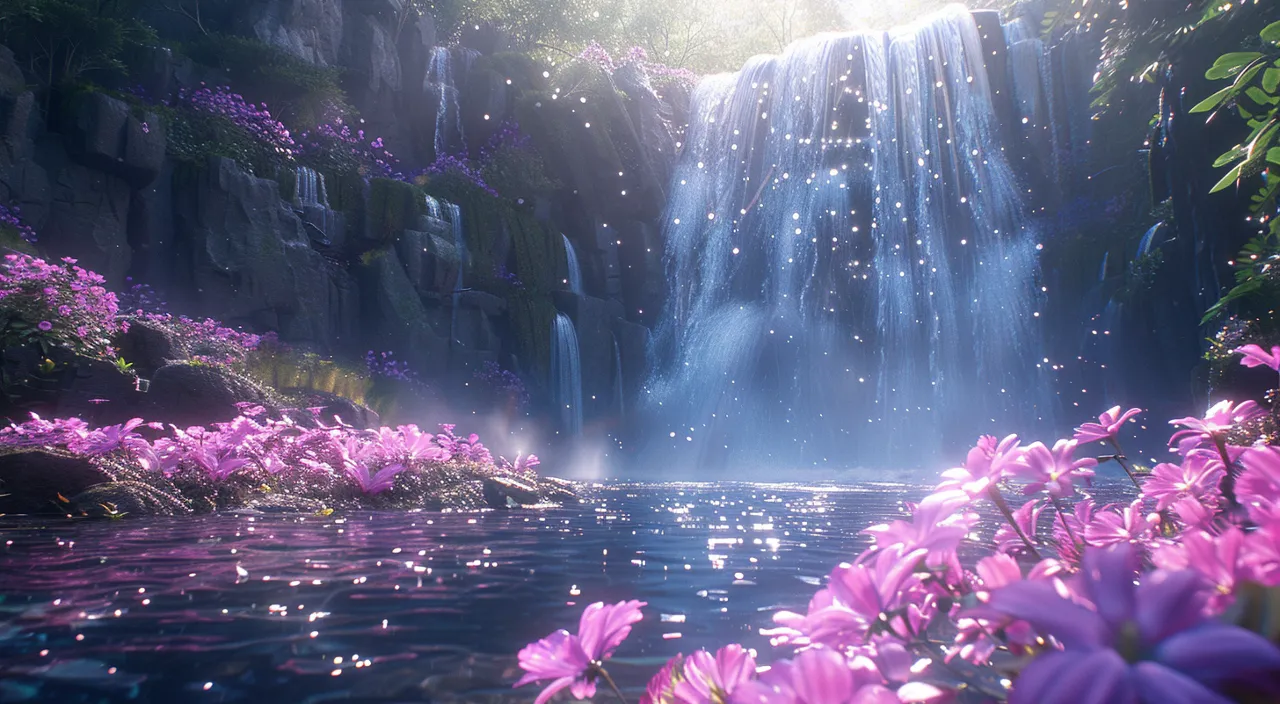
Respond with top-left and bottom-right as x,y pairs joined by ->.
1073,406 -> 1142,444
1012,439 -> 1097,498
37,320 -> 52,331
1141,451 -> 1226,511
936,434 -> 1021,496
863,489 -> 976,571
1235,344 -> 1280,372
515,600 -> 646,704
671,644 -> 756,703
1168,400 -> 1264,454
1082,499 -> 1159,548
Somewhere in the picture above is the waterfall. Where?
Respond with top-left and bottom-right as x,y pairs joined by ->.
424,194 -> 443,220
563,234 -> 584,295
444,201 -> 466,345
645,6 -> 1054,471
295,166 -> 328,208
612,333 -> 625,418
427,46 -> 467,157
552,313 -> 584,435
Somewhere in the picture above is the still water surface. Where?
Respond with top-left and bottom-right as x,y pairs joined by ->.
0,482 -> 917,703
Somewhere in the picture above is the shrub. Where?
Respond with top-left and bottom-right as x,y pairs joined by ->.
0,203 -> 38,245
0,253 -> 124,360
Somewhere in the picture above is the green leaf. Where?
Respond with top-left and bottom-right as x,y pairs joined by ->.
1207,52 -> 1264,80
1210,163 -> 1244,193
1262,20 -> 1280,45
1265,68 -> 1280,94
1214,146 -> 1246,167
1245,86 -> 1279,105
1191,85 -> 1236,113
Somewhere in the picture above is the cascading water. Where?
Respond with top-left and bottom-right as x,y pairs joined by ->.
424,194 -> 444,220
563,234 -> 584,295
552,313 -> 584,435
295,166 -> 328,208
645,6 -> 1054,471
444,202 -> 466,345
426,47 -> 470,157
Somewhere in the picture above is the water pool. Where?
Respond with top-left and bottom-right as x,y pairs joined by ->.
0,482 -> 918,703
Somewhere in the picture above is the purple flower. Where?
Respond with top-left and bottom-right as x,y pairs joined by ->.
37,320 -> 52,331
1141,452 -> 1226,512
1012,439 -> 1097,498
1168,400 -> 1264,455
983,544 -> 1280,703
672,644 -> 756,703
1234,344 -> 1280,372
515,600 -> 646,704
1081,499 -> 1158,548
641,654 -> 683,704
863,489 -> 976,571
1074,406 -> 1142,444
994,497 -> 1045,555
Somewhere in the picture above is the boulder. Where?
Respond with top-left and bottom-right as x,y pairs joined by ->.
0,451 -> 113,515
115,320 -> 182,376
71,480 -> 193,517
482,475 -> 539,508
286,389 -> 380,429
143,362 -> 272,428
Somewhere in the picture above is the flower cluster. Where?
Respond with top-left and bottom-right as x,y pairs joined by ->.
127,312 -> 264,368
117,278 -> 168,315
516,348 -> 1280,704
366,350 -> 415,382
0,411 -> 499,496
474,360 -> 529,408
177,84 -> 295,158
0,254 -> 124,359
0,202 -> 37,244
413,154 -> 499,197
296,118 -> 398,179
574,42 -> 698,90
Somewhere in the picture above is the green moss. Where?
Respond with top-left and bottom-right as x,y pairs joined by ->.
179,34 -> 348,127
366,178 -> 423,244
244,348 -> 373,406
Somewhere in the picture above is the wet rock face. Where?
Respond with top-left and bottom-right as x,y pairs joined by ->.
64,92 -> 167,189
240,0 -> 345,66
171,157 -> 358,348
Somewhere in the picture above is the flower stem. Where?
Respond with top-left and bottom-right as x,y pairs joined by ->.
987,485 -> 1041,560
597,666 -> 628,704
1051,495 -> 1081,551
1212,433 -> 1241,509
1105,437 -> 1142,490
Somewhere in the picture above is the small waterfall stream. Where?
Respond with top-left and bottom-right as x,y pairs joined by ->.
562,234 -> 584,295
295,166 -> 328,208
552,313 -> 584,435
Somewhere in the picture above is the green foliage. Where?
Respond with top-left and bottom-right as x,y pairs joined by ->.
0,0 -> 157,92
179,34 -> 348,127
1193,21 -> 1280,205
366,178 -> 424,244
479,141 -> 559,202
163,103 -> 284,176
1201,228 -> 1280,327
1044,0 -> 1278,113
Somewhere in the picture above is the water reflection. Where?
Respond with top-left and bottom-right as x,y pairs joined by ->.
0,482 -> 915,702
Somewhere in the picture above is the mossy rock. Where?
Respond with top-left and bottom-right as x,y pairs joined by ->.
366,178 -> 424,244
